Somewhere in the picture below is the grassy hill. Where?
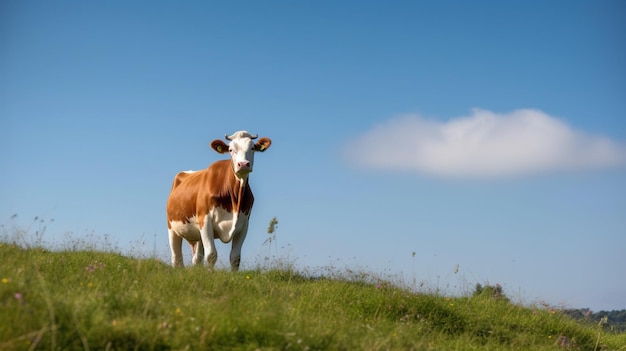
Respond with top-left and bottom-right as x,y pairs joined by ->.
1,243 -> 624,350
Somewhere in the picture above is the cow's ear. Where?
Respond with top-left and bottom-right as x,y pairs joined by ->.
255,137 -> 272,152
210,140 -> 229,154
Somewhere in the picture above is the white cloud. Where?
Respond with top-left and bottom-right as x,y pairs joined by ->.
344,109 -> 626,178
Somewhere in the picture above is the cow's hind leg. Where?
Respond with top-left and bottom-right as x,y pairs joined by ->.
190,241 -> 204,265
168,229 -> 184,267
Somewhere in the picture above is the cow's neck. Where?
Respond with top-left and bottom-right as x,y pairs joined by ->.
230,176 -> 248,214
227,175 -> 248,238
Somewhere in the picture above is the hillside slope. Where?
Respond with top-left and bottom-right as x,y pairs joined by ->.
1,244 -> 624,350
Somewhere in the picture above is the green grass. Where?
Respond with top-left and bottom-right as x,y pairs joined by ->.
1,243 -> 625,350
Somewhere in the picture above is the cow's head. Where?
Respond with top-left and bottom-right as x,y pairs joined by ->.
210,131 -> 272,179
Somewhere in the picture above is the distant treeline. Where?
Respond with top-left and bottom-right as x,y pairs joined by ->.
563,309 -> 626,332
471,284 -> 626,333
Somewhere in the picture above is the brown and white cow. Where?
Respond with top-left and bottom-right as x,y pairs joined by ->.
166,131 -> 272,271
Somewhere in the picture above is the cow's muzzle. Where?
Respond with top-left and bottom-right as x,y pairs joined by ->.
234,161 -> 252,177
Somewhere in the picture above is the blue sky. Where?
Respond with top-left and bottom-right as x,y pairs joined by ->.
2,1 -> 625,311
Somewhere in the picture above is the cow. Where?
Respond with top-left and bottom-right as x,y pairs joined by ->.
166,131 -> 272,271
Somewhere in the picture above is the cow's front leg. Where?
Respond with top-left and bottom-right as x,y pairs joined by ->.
229,225 -> 248,272
200,216 -> 217,269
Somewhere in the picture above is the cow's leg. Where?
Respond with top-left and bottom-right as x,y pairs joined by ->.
191,241 -> 204,265
199,215 -> 217,269
229,225 -> 248,272
168,229 -> 184,267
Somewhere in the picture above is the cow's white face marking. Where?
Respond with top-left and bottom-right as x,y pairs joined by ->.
228,136 -> 257,178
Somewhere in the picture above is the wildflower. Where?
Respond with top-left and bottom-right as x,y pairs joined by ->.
1,278 -> 9,284
175,308 -> 181,315
14,293 -> 24,306
87,282 -> 94,288
245,275 -> 251,280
